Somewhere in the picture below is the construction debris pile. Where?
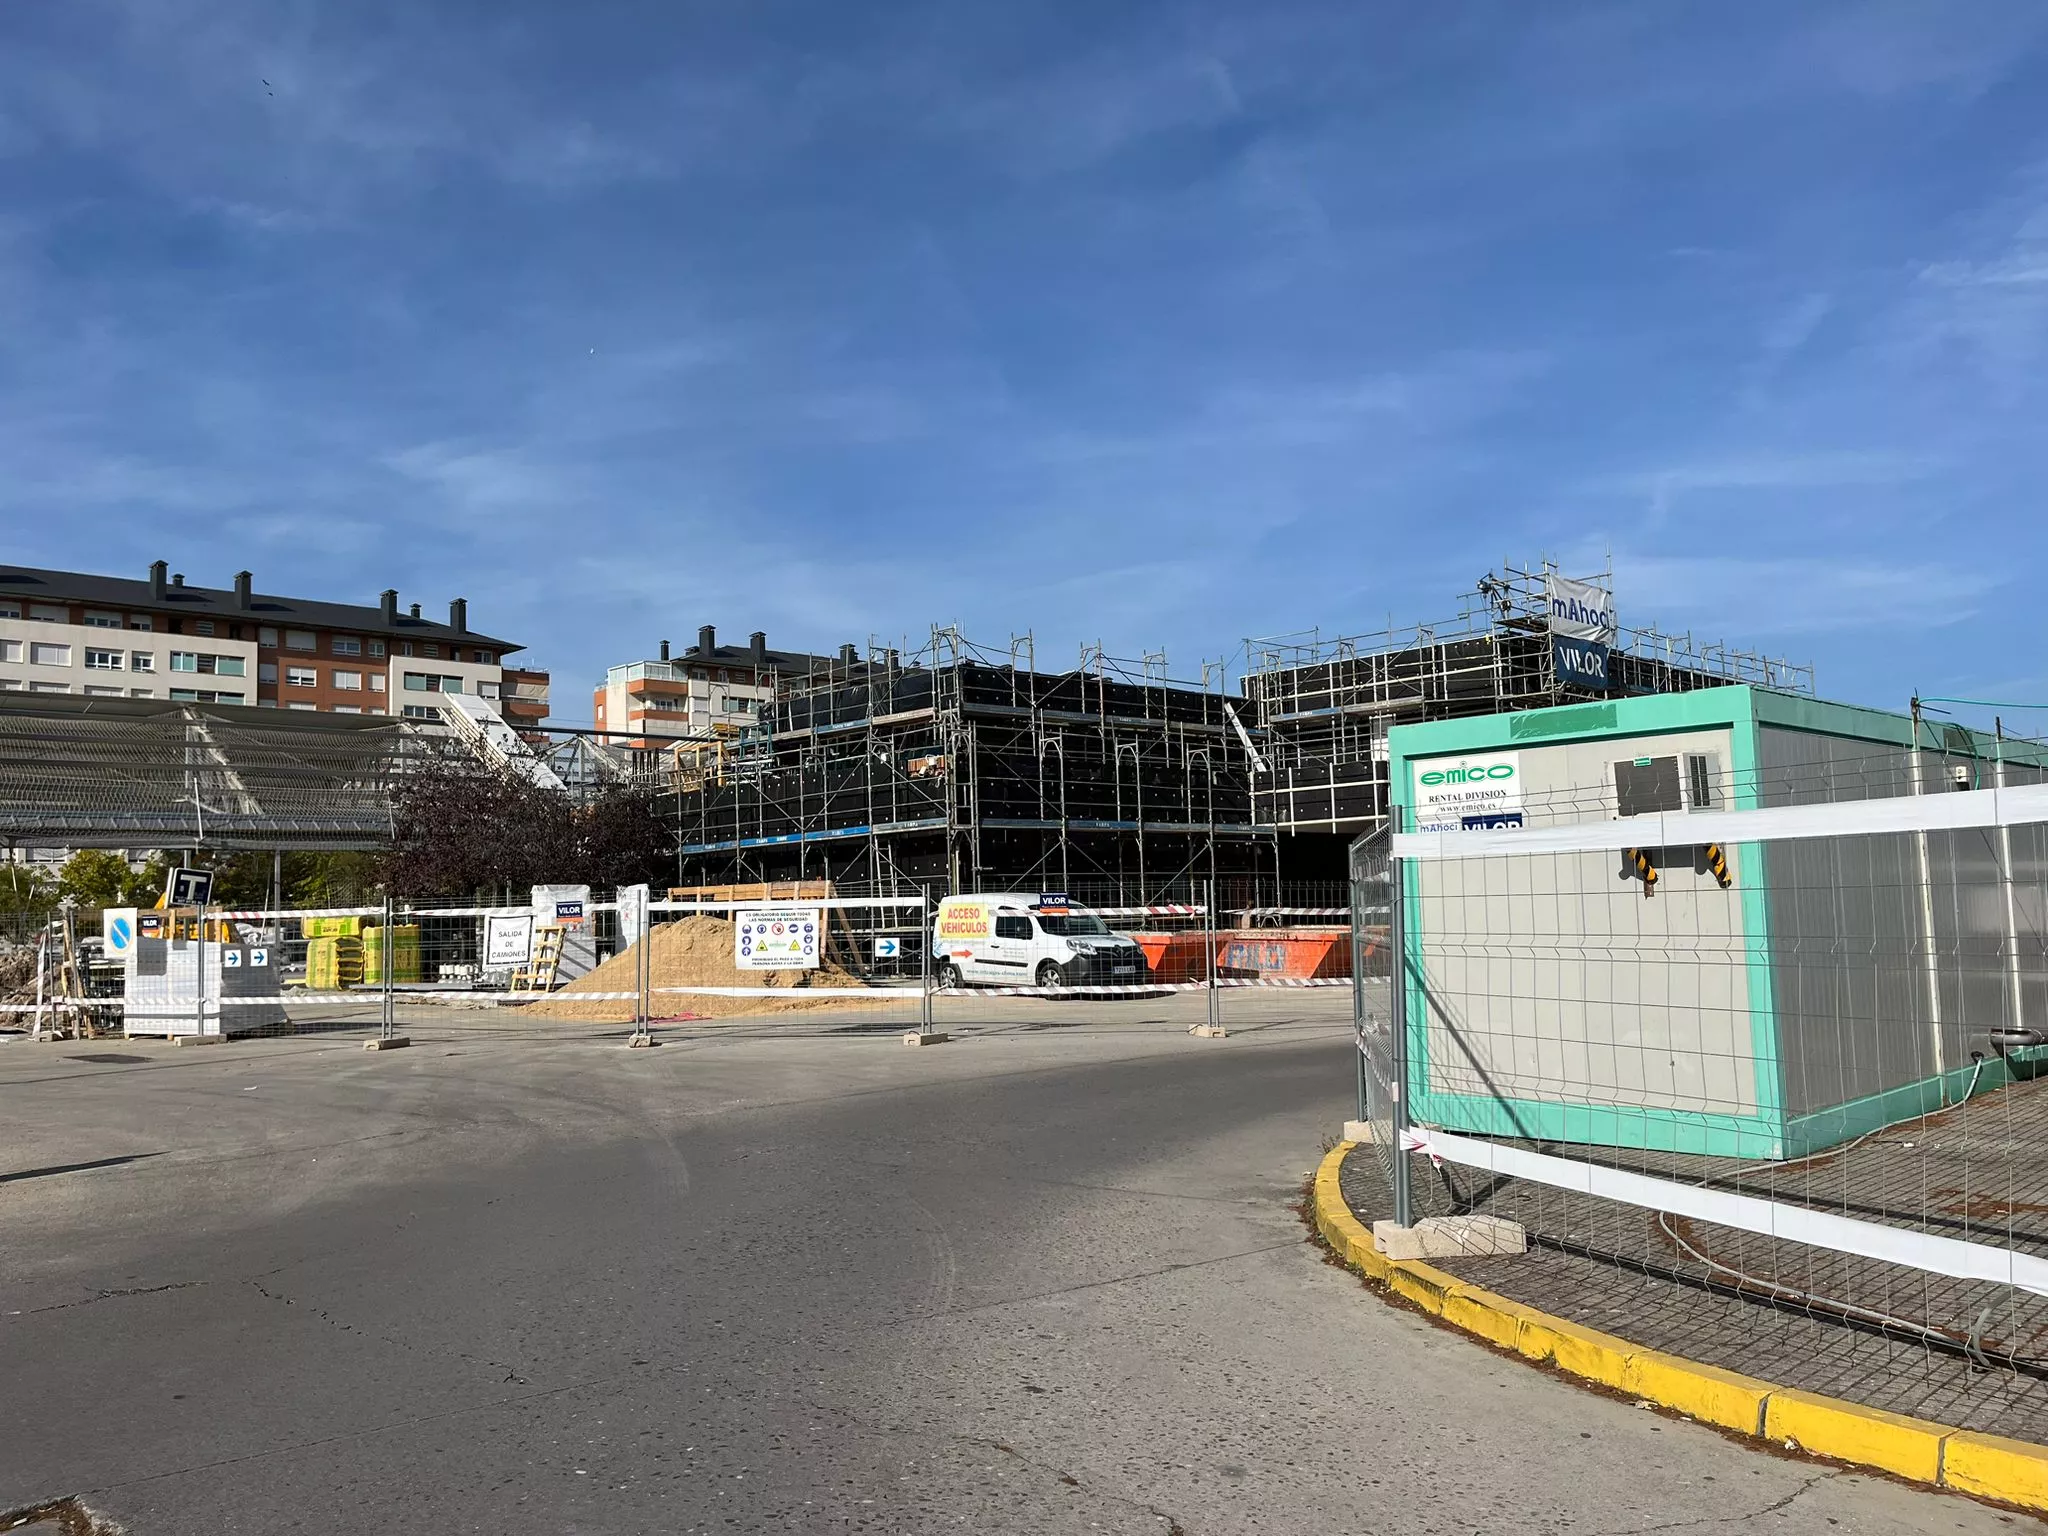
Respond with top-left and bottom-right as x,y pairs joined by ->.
528,914 -> 883,1024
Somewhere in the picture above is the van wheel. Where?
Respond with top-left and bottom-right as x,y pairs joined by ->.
1035,960 -> 1065,992
937,961 -> 963,990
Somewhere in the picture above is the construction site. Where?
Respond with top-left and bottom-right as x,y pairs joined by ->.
660,628 -> 1278,903
1238,561 -> 1815,864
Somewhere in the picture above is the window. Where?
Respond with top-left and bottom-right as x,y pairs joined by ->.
723,695 -> 750,712
259,626 -> 277,647
129,615 -> 153,631
0,640 -> 17,663
128,688 -> 154,698
994,915 -> 1033,940
1685,753 -> 1720,811
399,641 -> 414,656
171,652 -> 239,674
287,702 -> 317,711
478,680 -> 500,699
83,685 -> 123,697
29,603 -> 66,622
84,648 -> 123,671
369,675 -> 385,692
403,672 -> 463,693
474,650 -> 495,665
332,636 -> 361,656
285,629 -> 316,651
172,688 -> 245,704
333,670 -> 362,690
0,678 -> 22,689
131,652 -> 155,672
29,642 -> 70,667
194,620 -> 215,636
1614,756 -> 1683,818
0,603 -> 19,618
286,667 -> 317,688
333,705 -> 361,714
170,652 -> 197,672
215,655 -> 245,676
86,610 -> 121,628
368,639 -> 386,658
258,662 -> 277,683
28,681 -> 70,693
402,703 -> 442,721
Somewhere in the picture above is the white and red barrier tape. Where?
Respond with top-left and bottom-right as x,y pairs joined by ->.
4,975 -> 1349,1014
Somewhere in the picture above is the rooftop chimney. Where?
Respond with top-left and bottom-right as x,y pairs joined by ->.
149,560 -> 168,601
171,572 -> 185,587
659,639 -> 670,662
449,597 -> 467,633
750,630 -> 767,664
838,642 -> 859,666
234,570 -> 252,610
698,623 -> 716,657
380,589 -> 398,624
409,602 -> 421,619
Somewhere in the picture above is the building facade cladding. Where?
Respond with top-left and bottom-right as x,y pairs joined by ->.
0,563 -> 548,725
592,629 -> 830,747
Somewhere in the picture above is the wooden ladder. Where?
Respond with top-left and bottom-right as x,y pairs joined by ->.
512,925 -> 565,992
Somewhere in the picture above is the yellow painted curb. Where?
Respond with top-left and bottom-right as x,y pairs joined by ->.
1310,1141 -> 2048,1515
1763,1390 -> 1949,1484
1945,1430 -> 2048,1507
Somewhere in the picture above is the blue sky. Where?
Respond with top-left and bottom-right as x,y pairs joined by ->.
4,1 -> 2047,726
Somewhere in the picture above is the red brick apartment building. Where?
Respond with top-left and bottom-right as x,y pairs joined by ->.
0,561 -> 548,730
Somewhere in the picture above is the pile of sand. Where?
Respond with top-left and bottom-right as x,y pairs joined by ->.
525,914 -> 890,1023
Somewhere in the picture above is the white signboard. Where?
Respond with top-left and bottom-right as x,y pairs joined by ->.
1413,752 -> 1525,833
1545,574 -> 1616,644
617,884 -> 650,946
102,907 -> 138,957
873,936 -> 901,961
485,913 -> 535,967
736,906 -> 821,971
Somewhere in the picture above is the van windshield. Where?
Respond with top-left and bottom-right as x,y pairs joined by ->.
1035,912 -> 1109,937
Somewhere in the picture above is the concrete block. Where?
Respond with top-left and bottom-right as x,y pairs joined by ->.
174,1034 -> 225,1046
902,1031 -> 950,1046
626,1033 -> 661,1048
1372,1215 -> 1527,1260
362,1036 -> 411,1051
1191,1023 -> 1228,1038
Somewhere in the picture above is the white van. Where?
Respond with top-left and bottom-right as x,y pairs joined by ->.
932,894 -> 1149,990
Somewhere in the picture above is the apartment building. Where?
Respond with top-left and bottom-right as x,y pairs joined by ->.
0,561 -> 548,728
593,625 -> 843,748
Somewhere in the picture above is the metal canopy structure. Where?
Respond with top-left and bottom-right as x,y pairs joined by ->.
0,694 -> 418,850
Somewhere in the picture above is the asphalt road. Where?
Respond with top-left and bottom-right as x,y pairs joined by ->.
0,1003 -> 2033,1534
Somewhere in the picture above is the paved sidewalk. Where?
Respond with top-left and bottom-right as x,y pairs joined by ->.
1339,1139 -> 2048,1441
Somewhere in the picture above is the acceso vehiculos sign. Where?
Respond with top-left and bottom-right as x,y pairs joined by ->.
1413,752 -> 1524,832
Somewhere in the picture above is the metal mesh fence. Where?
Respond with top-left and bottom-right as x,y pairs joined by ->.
1351,748 -> 2048,1393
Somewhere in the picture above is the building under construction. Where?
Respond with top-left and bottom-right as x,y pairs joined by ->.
662,630 -> 1276,901
1240,562 -> 1815,867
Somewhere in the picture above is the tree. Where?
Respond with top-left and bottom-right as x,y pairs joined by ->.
56,849 -> 133,909
383,755 -> 673,897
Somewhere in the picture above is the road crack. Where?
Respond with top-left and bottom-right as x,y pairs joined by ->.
1597,1469 -> 1839,1534
24,1281 -> 203,1315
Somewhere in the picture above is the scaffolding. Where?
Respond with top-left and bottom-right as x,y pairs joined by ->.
1242,560 -> 1816,845
662,626 -> 1277,903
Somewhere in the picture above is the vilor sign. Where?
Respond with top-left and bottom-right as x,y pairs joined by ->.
1414,753 -> 1524,833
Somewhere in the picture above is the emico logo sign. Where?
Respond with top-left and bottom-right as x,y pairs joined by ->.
1413,752 -> 1524,833
1418,763 -> 1516,787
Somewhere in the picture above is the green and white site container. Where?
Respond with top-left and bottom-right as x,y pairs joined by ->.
1387,685 -> 2048,1159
